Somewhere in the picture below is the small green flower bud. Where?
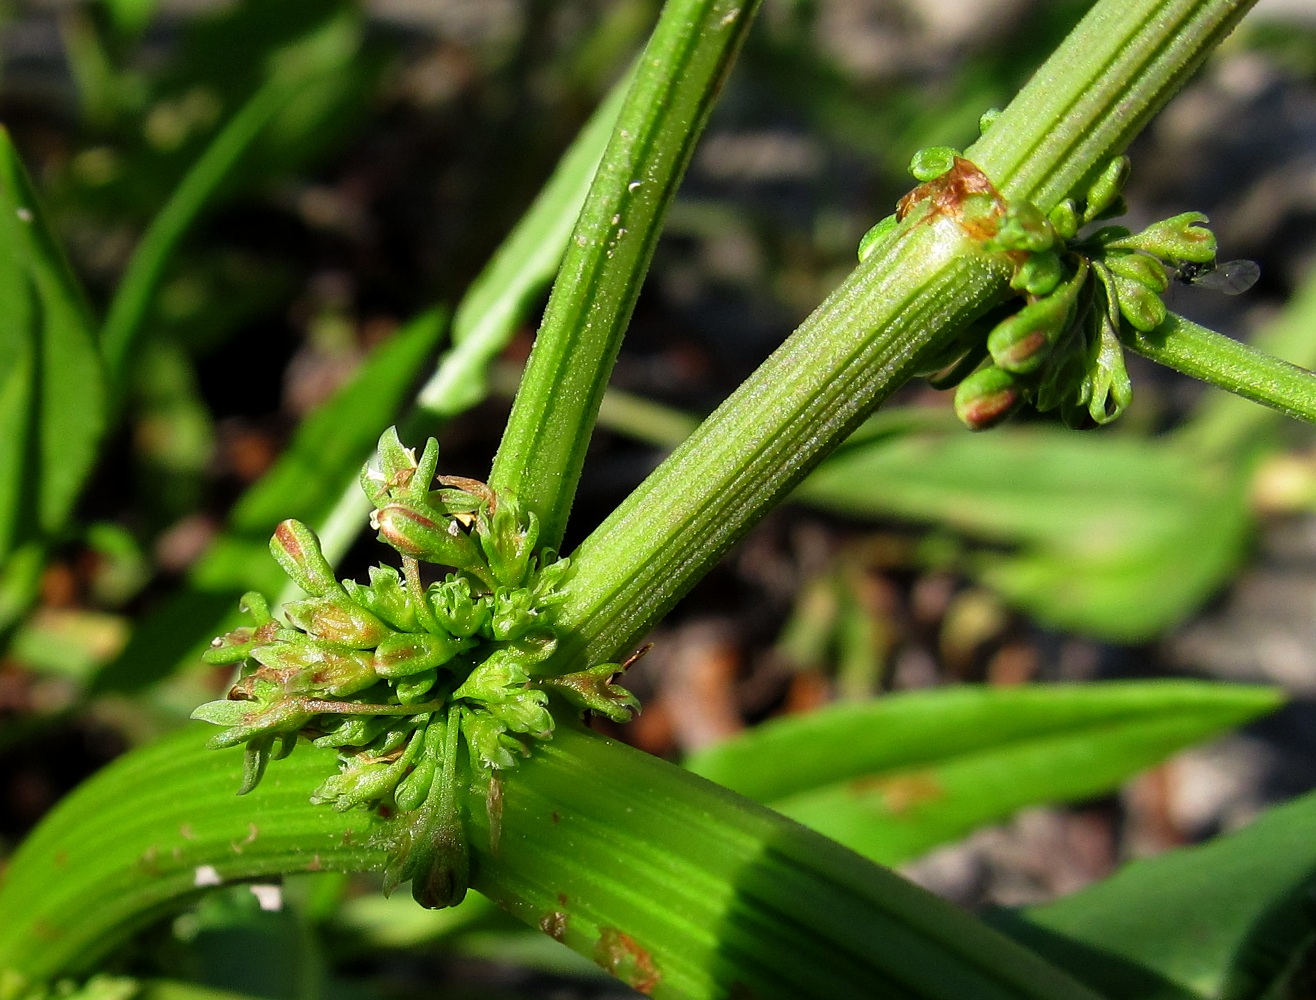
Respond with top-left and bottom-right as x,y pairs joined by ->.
1108,272 -> 1167,332
909,146 -> 959,182
282,595 -> 393,649
538,662 -> 641,723
857,214 -> 898,262
490,587 -> 538,641
270,520 -> 344,598
988,201 -> 1054,254
478,497 -> 538,588
429,577 -> 490,638
993,257 -> 1088,373
197,694 -> 316,751
373,630 -> 471,678
251,639 -> 378,696
312,713 -> 394,749
1103,251 -> 1170,293
1048,200 -> 1079,240
532,555 -> 572,605
1010,249 -> 1064,297
344,565 -> 419,632
394,753 -> 437,812
311,758 -> 402,811
1082,155 -> 1130,224
396,669 -> 439,704
987,293 -> 1072,374
452,651 -> 531,703
978,107 -> 1002,136
365,427 -> 418,500
191,699 -> 251,728
1077,297 -> 1133,425
373,503 -> 483,568
486,691 -> 553,740
1104,211 -> 1216,263
954,365 -> 1022,430
461,711 -> 523,771
311,730 -> 425,810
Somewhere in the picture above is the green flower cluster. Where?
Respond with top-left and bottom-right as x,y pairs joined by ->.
863,111 -> 1252,431
192,428 -> 638,907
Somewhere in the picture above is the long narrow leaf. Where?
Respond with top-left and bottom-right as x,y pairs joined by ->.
993,789 -> 1316,1000
0,129 -> 106,627
688,682 -> 1281,866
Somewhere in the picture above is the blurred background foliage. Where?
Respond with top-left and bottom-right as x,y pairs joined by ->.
6,0 -> 1316,996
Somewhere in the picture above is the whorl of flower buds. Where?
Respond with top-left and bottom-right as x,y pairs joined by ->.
857,119 -> 1255,431
193,428 -> 640,909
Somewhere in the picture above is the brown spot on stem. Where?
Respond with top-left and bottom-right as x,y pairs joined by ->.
550,810 -> 560,825
896,156 -> 1007,242
539,910 -> 569,942
136,844 -> 162,876
231,823 -> 259,853
179,823 -> 195,840
307,853 -> 325,872
594,927 -> 661,995
557,893 -> 568,906
851,771 -> 945,815
53,850 -> 69,869
33,920 -> 62,943
487,773 -> 504,856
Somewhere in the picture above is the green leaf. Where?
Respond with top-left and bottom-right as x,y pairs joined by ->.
0,129 -> 106,607
797,420 -> 1252,641
100,6 -> 366,393
686,682 -> 1282,866
993,788 -> 1316,1000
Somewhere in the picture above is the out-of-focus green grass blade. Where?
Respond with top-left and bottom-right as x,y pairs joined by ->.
993,788 -> 1316,1000
689,678 -> 1284,868
0,725 -> 1104,1000
415,70 -> 630,421
797,421 -> 1252,641
100,0 -> 158,36
686,683 -> 1282,867
100,7 -> 363,393
0,129 -> 107,626
88,309 -> 446,696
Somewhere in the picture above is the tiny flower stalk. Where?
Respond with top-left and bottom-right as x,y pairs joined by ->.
192,428 -> 639,907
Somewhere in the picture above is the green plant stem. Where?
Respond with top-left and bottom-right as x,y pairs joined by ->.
547,0 -> 1260,671
1182,266 -> 1316,455
551,219 -> 1009,670
0,725 -> 1102,1000
413,68 -> 631,422
297,68 -> 633,583
968,0 -> 1255,209
0,727 -> 385,982
488,0 -> 760,550
1127,312 -> 1316,428
468,724 -> 1103,1000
